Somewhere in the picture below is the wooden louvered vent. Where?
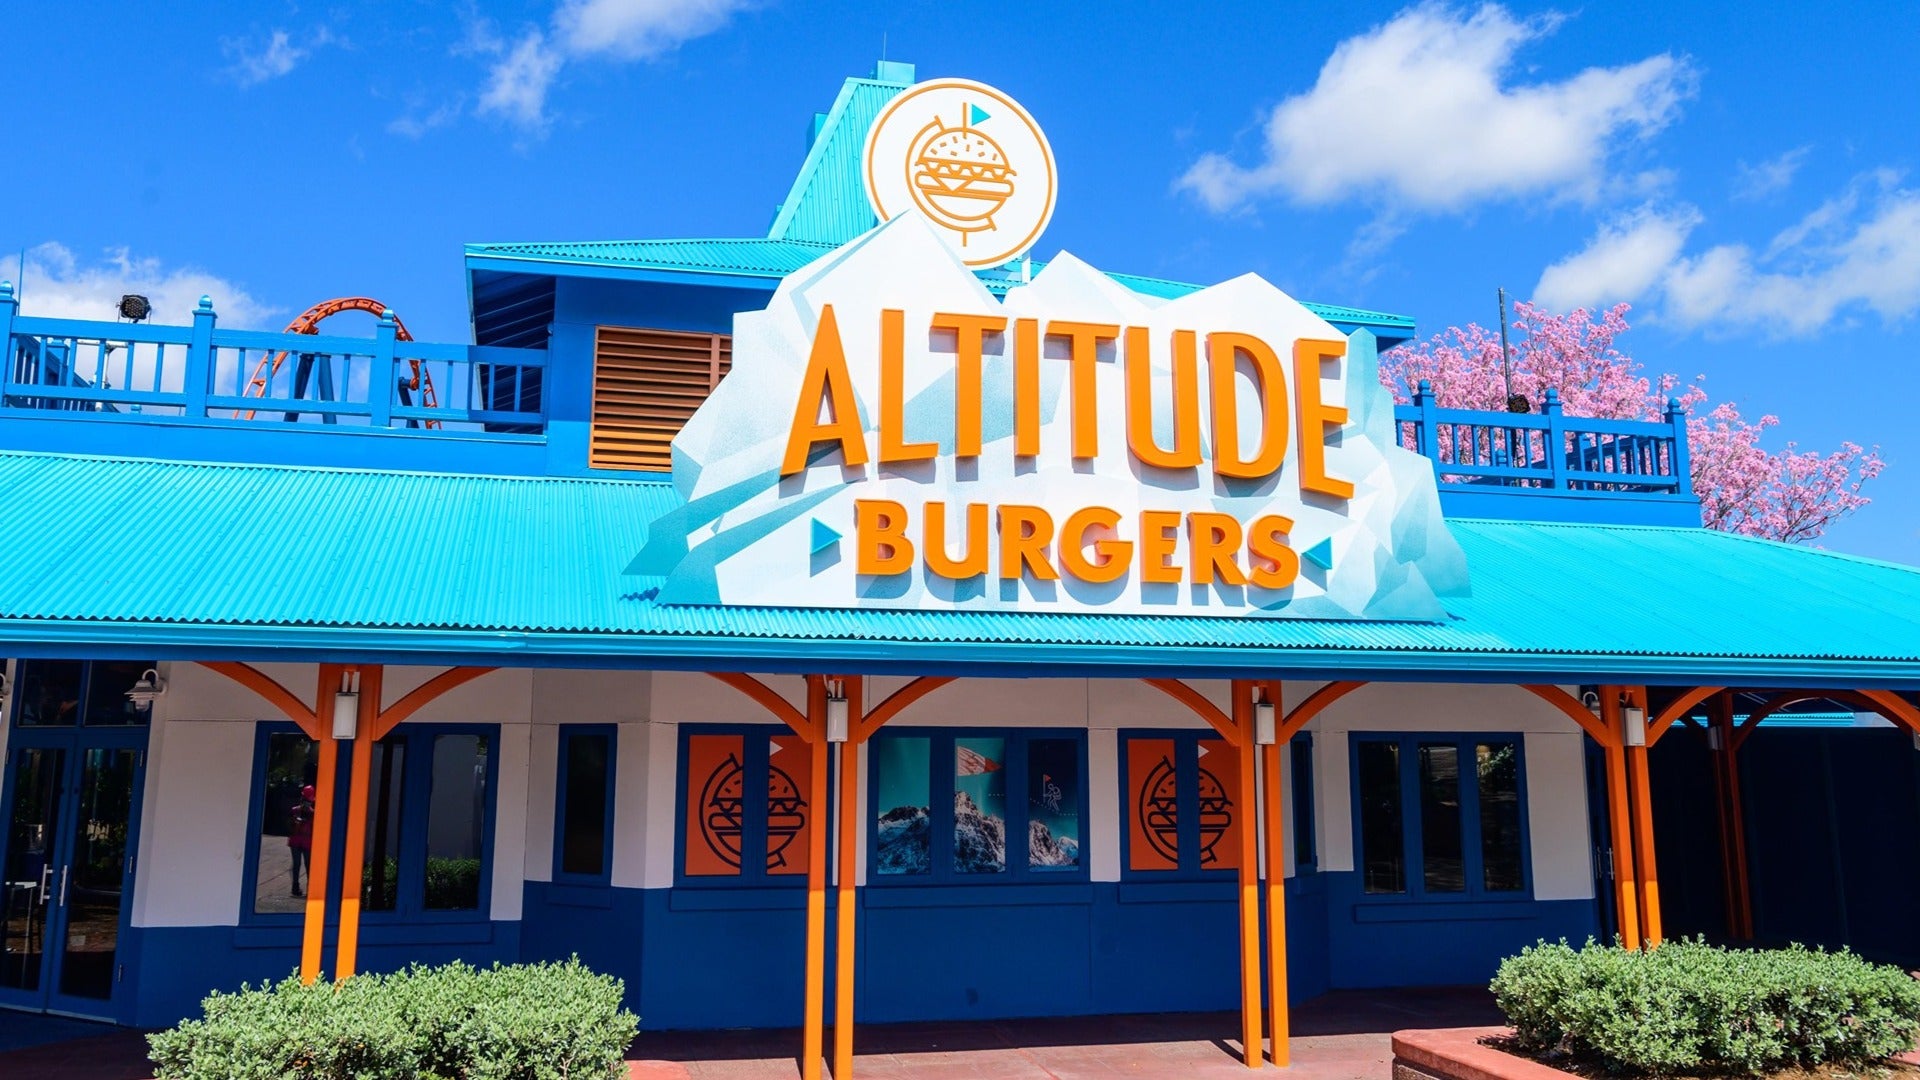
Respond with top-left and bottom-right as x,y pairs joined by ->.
589,326 -> 732,471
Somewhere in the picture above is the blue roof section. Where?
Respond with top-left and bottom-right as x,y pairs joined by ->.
2,451 -> 1920,684
765,72 -> 908,244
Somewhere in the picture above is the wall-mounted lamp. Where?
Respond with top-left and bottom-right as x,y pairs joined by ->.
125,667 -> 167,712
1254,698 -> 1276,746
332,690 -> 359,740
826,683 -> 849,743
1622,702 -> 1647,747
1582,690 -> 1602,718
1706,726 -> 1723,752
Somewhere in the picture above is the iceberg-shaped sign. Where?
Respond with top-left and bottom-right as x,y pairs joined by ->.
629,213 -> 1468,621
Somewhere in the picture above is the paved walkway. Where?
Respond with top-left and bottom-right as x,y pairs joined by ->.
0,986 -> 1498,1079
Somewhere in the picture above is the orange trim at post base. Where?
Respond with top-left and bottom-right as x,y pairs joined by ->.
1261,678 -> 1290,1067
1230,680 -> 1263,1069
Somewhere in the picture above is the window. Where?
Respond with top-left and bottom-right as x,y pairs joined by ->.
678,726 -> 814,884
1352,734 -> 1528,900
244,724 -> 498,921
589,326 -> 731,471
1121,732 -> 1246,878
1290,734 -> 1317,871
555,727 -> 616,882
11,660 -> 158,727
870,730 -> 1085,884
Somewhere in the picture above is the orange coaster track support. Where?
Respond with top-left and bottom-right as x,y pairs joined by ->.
239,296 -> 439,427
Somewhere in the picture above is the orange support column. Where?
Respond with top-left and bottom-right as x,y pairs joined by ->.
1261,683 -> 1290,1067
833,677 -> 864,1080
1626,688 -> 1662,947
1230,680 -> 1263,1069
299,664 -> 345,984
334,666 -> 383,981
1599,688 -> 1641,951
802,676 -> 831,1080
1718,694 -> 1753,939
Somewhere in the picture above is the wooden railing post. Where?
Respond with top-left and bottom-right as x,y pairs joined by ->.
1542,388 -> 1569,490
1665,396 -> 1692,495
185,295 -> 215,419
369,308 -> 398,429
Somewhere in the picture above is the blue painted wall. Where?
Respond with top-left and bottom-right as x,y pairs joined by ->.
127,922 -> 522,1029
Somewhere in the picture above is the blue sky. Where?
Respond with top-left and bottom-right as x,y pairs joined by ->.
6,1 -> 1918,558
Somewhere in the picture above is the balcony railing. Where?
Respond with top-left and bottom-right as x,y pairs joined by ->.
1395,381 -> 1692,496
0,284 -> 546,437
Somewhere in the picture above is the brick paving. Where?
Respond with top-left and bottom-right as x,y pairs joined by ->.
0,986 -> 1499,1079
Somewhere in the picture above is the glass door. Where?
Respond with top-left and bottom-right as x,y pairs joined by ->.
0,747 -> 65,1003
0,739 -> 145,1018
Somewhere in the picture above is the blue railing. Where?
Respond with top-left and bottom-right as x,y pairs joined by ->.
1395,382 -> 1692,496
0,283 -> 546,437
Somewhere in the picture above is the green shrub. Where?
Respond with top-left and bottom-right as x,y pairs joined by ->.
1491,938 -> 1920,1075
147,957 -> 637,1080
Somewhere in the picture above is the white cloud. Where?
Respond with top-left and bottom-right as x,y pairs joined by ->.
14,242 -> 277,329
478,32 -> 565,131
387,98 -> 466,139
1531,172 -> 1920,337
556,0 -> 751,59
477,0 -> 753,133
1177,3 -> 1695,214
225,27 -> 337,87
1732,146 -> 1811,202
1665,174 -> 1920,336
1533,205 -> 1700,310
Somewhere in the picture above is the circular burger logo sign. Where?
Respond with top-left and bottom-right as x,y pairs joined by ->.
863,78 -> 1057,268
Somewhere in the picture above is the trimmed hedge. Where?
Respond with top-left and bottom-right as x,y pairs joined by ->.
147,958 -> 638,1080
1491,938 -> 1920,1075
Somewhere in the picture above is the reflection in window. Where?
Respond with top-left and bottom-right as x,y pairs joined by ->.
1419,744 -> 1464,893
251,733 -> 319,915
954,738 -> 1006,874
1290,737 -> 1317,869
1027,739 -> 1080,871
1357,741 -> 1405,894
422,734 -> 489,910
1478,742 -> 1524,892
873,738 -> 931,875
559,732 -> 611,878
14,660 -> 83,727
363,740 -> 405,913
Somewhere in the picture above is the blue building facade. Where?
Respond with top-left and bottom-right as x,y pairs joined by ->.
1,61 -> 1918,1078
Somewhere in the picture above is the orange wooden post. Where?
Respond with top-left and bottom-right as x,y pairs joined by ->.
1627,688 -> 1662,946
299,664 -> 344,984
1261,684 -> 1289,1067
334,665 -> 382,981
1231,680 -> 1263,1069
833,676 -> 864,1080
802,675 -> 831,1080
1599,688 -> 1641,951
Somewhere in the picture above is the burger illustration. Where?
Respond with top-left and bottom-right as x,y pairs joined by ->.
906,107 -> 1017,244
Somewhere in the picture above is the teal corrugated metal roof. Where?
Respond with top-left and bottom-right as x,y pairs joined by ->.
765,77 -> 903,245
3,451 -> 1920,683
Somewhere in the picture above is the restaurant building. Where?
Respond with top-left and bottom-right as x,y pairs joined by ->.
3,61 -> 1920,1076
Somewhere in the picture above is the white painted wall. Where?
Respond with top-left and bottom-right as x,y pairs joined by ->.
119,664 -> 1597,930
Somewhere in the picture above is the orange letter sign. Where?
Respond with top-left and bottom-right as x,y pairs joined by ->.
781,304 -> 869,476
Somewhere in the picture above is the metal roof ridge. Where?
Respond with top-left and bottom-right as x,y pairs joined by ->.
0,448 -> 680,489
466,237 -> 836,253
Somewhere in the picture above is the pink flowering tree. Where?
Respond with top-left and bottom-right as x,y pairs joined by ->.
1378,301 -> 1883,544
